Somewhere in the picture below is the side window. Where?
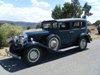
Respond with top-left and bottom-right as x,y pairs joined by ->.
81,22 -> 86,28
72,22 -> 80,29
52,22 -> 58,29
58,22 -> 70,30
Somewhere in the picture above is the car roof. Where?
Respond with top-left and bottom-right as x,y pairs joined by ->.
56,18 -> 86,22
42,18 -> 86,23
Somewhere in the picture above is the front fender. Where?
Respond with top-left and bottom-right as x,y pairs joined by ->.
23,41 -> 56,53
8,39 -> 15,44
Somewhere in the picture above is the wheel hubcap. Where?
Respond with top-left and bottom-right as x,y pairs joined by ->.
80,39 -> 86,49
28,48 -> 40,63
30,51 -> 38,59
49,37 -> 59,50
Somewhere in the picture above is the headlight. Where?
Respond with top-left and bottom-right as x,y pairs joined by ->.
19,32 -> 28,45
14,36 -> 19,42
20,32 -> 28,39
8,32 -> 28,45
7,37 -> 13,44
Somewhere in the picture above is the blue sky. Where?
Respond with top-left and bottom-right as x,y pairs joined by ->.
0,0 -> 100,23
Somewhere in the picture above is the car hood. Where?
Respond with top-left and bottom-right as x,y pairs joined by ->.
25,29 -> 49,37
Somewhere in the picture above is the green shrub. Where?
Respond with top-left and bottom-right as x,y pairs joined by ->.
0,29 -> 7,48
0,23 -> 23,37
0,23 -> 23,48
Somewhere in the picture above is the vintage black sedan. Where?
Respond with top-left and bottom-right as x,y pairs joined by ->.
7,18 -> 92,65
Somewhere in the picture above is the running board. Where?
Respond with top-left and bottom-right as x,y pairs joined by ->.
57,46 -> 79,52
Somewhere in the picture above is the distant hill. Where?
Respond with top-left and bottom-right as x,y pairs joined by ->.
0,20 -> 38,29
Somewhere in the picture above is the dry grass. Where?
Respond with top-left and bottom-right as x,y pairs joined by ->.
24,29 -> 36,32
91,34 -> 100,39
0,47 -> 9,56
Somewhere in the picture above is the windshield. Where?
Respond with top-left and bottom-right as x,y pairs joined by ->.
43,22 -> 52,29
42,22 -> 58,29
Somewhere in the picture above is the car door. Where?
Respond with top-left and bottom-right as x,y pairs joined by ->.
57,22 -> 71,45
70,21 -> 81,43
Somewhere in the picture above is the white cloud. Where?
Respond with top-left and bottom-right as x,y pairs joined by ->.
0,3 -> 13,7
0,2 -> 52,22
31,0 -> 50,8
87,10 -> 100,23
83,0 -> 99,3
83,0 -> 100,7
0,0 -> 4,4
64,0 -> 71,3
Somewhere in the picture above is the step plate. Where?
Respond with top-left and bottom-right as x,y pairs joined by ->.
58,46 -> 79,52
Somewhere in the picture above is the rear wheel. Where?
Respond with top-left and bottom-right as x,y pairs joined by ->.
23,47 -> 42,66
79,38 -> 87,50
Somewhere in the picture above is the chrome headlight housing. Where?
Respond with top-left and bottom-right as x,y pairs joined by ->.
19,32 -> 28,45
7,32 -> 28,45
7,36 -> 18,44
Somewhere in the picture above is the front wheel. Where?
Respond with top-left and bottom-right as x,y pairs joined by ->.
23,47 -> 42,66
79,38 -> 87,50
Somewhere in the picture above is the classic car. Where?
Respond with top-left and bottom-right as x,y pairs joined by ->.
7,18 -> 92,65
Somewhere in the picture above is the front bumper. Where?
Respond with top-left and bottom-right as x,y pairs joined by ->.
6,50 -> 21,59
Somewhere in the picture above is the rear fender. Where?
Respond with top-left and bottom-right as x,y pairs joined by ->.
80,33 -> 92,43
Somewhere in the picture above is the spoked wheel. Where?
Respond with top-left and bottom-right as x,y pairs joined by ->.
79,38 -> 87,50
23,47 -> 42,66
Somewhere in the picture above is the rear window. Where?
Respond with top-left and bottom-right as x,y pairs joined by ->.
72,22 -> 80,29
81,21 -> 86,28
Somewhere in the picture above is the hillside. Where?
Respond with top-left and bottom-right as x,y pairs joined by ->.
0,20 -> 38,28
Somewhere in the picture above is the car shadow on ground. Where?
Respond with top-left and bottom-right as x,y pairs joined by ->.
0,48 -> 88,73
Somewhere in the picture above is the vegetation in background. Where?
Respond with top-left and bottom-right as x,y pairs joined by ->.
94,20 -> 100,26
35,22 -> 42,29
52,3 -> 82,19
0,23 -> 23,48
0,29 -> 6,48
82,2 -> 92,19
52,0 -> 92,19
27,26 -> 32,30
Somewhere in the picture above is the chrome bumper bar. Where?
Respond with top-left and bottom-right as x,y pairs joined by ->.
6,50 -> 21,59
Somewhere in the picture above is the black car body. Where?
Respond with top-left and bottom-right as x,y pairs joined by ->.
7,18 -> 92,65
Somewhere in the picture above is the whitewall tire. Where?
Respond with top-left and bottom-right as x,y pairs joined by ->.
23,47 -> 42,66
